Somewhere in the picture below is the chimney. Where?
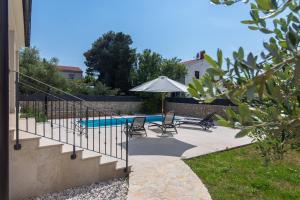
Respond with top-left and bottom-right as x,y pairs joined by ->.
196,50 -> 205,60
200,50 -> 205,60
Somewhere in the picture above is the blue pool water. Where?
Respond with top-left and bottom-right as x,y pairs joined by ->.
80,115 -> 166,128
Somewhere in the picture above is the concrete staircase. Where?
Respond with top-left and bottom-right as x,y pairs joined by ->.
9,115 -> 131,200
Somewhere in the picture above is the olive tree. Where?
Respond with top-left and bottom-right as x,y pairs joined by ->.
188,0 -> 300,164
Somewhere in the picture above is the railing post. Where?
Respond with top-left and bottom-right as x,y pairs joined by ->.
66,101 -> 68,143
71,102 -> 76,160
25,101 -> 28,132
50,100 -> 53,139
92,109 -> 95,151
104,115 -> 107,154
85,107 -> 88,148
58,99 -> 61,141
98,111 -> 101,153
125,118 -> 129,172
44,89 -> 48,117
14,72 -> 21,150
79,101 -> 82,147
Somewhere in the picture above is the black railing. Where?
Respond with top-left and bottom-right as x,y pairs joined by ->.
14,71 -> 129,172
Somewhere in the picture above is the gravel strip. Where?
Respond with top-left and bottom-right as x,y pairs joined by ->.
29,178 -> 128,200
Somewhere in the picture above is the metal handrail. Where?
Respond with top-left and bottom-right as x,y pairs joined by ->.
18,72 -> 126,118
14,71 -> 129,172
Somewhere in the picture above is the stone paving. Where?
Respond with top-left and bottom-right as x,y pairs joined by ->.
127,124 -> 252,200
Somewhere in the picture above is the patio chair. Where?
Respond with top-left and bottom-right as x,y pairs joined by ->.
148,111 -> 178,135
125,116 -> 147,137
177,112 -> 216,130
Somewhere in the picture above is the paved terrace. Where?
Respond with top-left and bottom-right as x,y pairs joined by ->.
127,124 -> 252,200
18,117 -> 252,200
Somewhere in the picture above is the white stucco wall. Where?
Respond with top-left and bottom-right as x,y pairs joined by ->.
183,59 -> 211,85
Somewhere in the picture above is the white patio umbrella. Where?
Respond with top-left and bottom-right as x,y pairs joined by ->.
130,76 -> 188,114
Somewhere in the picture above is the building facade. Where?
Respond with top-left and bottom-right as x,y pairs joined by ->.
57,65 -> 83,80
182,51 -> 211,85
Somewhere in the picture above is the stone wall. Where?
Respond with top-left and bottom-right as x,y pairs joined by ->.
20,100 -> 143,118
20,98 -> 236,118
165,102 -> 237,118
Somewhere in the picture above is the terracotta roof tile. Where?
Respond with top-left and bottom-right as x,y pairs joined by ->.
181,59 -> 200,65
57,65 -> 83,72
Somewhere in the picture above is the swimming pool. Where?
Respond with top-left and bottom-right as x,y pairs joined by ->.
80,115 -> 169,128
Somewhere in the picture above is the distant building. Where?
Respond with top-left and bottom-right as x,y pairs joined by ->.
182,51 -> 211,85
57,66 -> 83,80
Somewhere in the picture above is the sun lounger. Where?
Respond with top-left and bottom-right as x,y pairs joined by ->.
148,111 -> 178,135
125,116 -> 147,137
177,112 -> 216,130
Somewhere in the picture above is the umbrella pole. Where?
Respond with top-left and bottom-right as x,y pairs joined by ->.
161,93 -> 166,115
161,93 -> 164,114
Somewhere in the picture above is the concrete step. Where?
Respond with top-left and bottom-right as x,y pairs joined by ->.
61,144 -> 84,159
39,137 -> 64,152
10,130 -> 40,150
81,150 -> 102,161
10,127 -> 130,199
100,155 -> 118,166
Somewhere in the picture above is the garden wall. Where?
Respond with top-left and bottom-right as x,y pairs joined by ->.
165,97 -> 237,118
19,95 -> 237,118
19,95 -> 143,117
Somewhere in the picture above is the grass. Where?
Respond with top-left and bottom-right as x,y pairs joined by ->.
20,107 -> 48,122
185,145 -> 300,200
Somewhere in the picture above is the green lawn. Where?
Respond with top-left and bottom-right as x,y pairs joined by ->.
185,145 -> 300,200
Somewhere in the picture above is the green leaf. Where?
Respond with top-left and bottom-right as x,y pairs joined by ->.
246,84 -> 256,100
238,47 -> 244,60
235,128 -> 251,138
241,20 -> 256,24
293,60 -> 300,84
239,103 -> 252,123
217,119 -> 232,127
260,28 -> 273,34
286,28 -> 299,51
210,0 -> 220,5
248,26 -> 259,30
225,108 -> 238,121
224,0 -> 235,6
256,0 -> 274,11
192,78 -> 202,91
204,54 -> 218,68
187,87 -> 199,99
217,49 -> 223,67
246,53 -> 257,69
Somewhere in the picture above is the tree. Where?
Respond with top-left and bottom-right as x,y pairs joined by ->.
160,57 -> 187,82
19,47 -> 68,92
67,76 -> 119,96
84,31 -> 136,93
132,49 -> 187,86
132,49 -> 187,113
188,0 -> 300,164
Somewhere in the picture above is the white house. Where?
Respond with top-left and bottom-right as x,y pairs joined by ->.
182,51 -> 211,85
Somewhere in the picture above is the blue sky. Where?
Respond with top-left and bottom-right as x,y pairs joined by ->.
31,0 -> 267,72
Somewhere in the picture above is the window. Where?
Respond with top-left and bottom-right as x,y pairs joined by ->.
195,71 -> 200,79
68,73 -> 75,79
